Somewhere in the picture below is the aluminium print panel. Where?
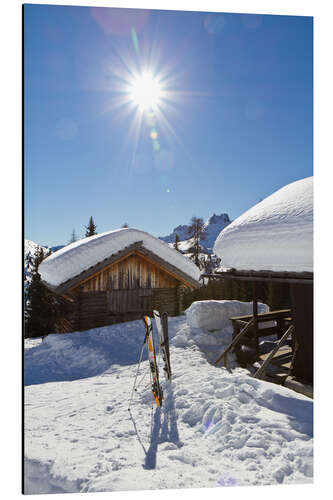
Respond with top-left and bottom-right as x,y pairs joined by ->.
24,2 -> 313,495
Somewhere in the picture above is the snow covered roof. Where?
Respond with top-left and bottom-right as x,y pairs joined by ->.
213,177 -> 313,273
39,227 -> 201,290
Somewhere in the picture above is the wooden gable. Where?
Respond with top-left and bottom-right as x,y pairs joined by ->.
71,252 -> 179,293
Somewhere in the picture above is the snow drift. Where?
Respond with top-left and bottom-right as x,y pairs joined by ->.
213,177 -> 313,272
39,227 -> 201,288
24,320 -> 149,386
185,300 -> 269,332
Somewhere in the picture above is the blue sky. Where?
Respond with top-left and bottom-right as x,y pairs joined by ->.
24,4 -> 313,246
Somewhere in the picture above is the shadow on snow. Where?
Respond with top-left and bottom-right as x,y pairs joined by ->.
129,382 -> 182,470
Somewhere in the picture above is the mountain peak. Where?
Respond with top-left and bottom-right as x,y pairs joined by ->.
159,213 -> 231,253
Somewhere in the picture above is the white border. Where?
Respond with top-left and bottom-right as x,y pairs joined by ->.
2,1 -> 332,499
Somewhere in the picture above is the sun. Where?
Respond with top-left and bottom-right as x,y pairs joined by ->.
129,72 -> 162,111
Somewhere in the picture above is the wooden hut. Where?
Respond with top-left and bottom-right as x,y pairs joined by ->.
39,228 -> 200,332
210,177 -> 313,387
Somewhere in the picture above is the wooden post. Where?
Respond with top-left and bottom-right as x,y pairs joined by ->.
78,286 -> 83,331
252,281 -> 259,359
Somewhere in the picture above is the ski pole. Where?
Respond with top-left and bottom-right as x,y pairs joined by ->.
128,332 -> 148,410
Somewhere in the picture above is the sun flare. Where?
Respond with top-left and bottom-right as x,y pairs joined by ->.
129,72 -> 162,111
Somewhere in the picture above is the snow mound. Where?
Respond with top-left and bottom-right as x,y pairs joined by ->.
213,177 -> 313,272
39,227 -> 201,288
185,300 -> 269,332
24,320 -> 149,386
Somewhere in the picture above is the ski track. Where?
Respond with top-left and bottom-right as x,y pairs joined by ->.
24,316 -> 313,493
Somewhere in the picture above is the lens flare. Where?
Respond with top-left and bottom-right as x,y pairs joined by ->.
129,72 -> 161,111
150,129 -> 158,140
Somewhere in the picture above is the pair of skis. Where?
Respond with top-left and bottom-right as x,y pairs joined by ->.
142,311 -> 171,408
153,310 -> 172,383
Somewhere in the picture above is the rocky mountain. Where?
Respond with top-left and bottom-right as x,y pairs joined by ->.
159,213 -> 231,254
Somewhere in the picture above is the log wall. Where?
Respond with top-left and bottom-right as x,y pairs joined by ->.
62,287 -> 181,332
78,291 -> 109,331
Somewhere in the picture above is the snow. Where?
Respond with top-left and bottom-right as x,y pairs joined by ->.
24,312 -> 313,493
213,177 -> 313,272
39,228 -> 201,289
168,239 -> 194,253
185,300 -> 270,332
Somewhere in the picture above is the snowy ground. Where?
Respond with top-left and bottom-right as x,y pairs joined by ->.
24,315 -> 313,494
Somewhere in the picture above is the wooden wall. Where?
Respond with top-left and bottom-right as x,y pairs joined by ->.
62,287 -> 181,332
58,253 -> 190,332
71,253 -> 178,293
290,283 -> 313,383
153,287 -> 178,316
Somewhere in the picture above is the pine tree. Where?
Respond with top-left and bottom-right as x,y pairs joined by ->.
174,233 -> 180,251
85,216 -> 97,237
69,228 -> 77,244
122,223 -> 129,228
25,248 -> 58,338
188,216 -> 206,267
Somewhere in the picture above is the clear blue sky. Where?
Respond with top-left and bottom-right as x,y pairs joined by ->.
24,5 -> 313,247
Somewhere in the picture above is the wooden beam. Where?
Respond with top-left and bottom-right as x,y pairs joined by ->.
201,271 -> 313,285
252,281 -> 259,359
230,309 -> 292,322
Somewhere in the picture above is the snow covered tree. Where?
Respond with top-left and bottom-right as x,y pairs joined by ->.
85,216 -> 97,237
69,228 -> 78,244
25,248 -> 58,338
188,216 -> 206,267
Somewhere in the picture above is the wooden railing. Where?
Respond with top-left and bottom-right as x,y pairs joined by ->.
214,318 -> 255,369
215,309 -> 293,372
253,325 -> 294,379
